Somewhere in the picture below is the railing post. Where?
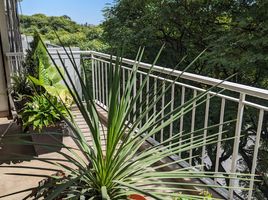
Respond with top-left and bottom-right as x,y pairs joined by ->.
91,54 -> 95,101
247,109 -> 264,200
179,86 -> 185,157
215,98 -> 226,182
202,93 -> 210,170
229,93 -> 245,199
189,90 -> 197,166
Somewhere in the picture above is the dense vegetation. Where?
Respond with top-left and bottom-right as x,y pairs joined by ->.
102,2 -> 268,198
19,1 -> 268,198
20,14 -> 108,52
103,0 -> 268,89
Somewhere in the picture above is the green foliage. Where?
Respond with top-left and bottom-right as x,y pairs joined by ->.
8,42 -> 254,199
28,61 -> 73,106
23,31 -> 50,77
10,73 -> 33,98
103,0 -> 268,88
20,14 -> 109,51
21,95 -> 67,131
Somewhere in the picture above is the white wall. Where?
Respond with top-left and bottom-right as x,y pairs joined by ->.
47,48 -> 82,98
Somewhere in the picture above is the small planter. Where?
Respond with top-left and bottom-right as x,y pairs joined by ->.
30,122 -> 64,155
11,93 -> 30,113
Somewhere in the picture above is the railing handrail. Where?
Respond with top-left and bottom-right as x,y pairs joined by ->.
50,50 -> 268,100
6,52 -> 24,56
35,49 -> 268,100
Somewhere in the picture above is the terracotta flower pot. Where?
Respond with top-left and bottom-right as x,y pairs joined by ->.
128,194 -> 147,200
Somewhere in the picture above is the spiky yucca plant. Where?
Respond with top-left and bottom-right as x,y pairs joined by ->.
0,38 -> 255,200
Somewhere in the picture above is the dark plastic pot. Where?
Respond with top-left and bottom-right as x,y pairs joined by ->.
12,94 -> 30,113
29,122 -> 64,155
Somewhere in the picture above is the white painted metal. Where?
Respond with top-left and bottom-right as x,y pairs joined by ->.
91,56 -> 95,100
97,60 -> 101,103
179,86 -> 185,157
86,50 -> 268,100
101,62 -> 105,106
146,78 -> 150,122
123,67 -> 126,94
161,82 -> 166,142
247,109 -> 264,200
105,63 -> 108,107
202,94 -> 210,170
133,67 -> 137,122
189,90 -> 197,166
229,93 -> 246,199
169,84 -> 175,146
140,73 -> 143,129
215,98 -> 226,181
153,77 -> 157,139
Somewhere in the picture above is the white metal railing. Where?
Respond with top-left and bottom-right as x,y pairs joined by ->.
35,50 -> 268,199
87,51 -> 268,200
6,52 -> 24,76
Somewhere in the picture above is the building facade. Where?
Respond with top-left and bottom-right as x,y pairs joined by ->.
0,0 -> 22,117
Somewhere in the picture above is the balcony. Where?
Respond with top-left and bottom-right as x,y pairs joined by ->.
4,49 -> 268,199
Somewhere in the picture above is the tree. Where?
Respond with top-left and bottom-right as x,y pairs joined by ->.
20,14 -> 109,52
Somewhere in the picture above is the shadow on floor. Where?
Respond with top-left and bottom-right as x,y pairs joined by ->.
0,122 -> 36,165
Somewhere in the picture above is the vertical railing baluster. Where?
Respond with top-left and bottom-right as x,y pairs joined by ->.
118,64 -> 121,103
95,59 -> 99,102
123,67 -> 125,94
160,82 -> 166,143
128,70 -> 131,122
179,86 -> 185,157
169,84 -> 175,146
139,73 -> 143,128
101,62 -> 105,106
153,77 -> 157,139
91,56 -> 95,101
105,62 -> 108,108
146,77 -> 149,122
201,94 -> 210,170
229,93 -> 245,199
133,68 -> 137,122
189,89 -> 197,166
215,98 -> 226,182
248,109 -> 264,200
98,60 -> 101,104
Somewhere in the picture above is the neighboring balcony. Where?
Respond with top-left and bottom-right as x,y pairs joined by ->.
6,50 -> 268,200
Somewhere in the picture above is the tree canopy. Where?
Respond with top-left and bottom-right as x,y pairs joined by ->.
20,14 -> 109,52
103,0 -> 268,88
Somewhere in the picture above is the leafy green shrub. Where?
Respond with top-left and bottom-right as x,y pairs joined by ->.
21,95 -> 68,131
28,61 -> 73,106
10,73 -> 33,99
23,31 -> 50,78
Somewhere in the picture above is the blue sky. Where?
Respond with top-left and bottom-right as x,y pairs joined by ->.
20,0 -> 115,25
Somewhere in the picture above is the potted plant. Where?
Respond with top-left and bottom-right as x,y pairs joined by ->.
10,73 -> 33,113
1,37 -> 255,199
21,94 -> 68,155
